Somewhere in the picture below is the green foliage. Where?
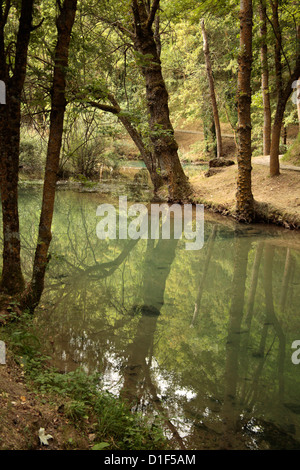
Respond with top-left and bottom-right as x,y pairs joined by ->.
3,310 -> 168,451
282,132 -> 300,166
19,130 -> 47,177
93,391 -> 167,450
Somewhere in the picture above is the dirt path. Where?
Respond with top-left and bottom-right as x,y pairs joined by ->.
252,155 -> 300,172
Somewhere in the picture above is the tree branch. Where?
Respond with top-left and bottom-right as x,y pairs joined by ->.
98,15 -> 134,39
146,0 -> 160,29
87,100 -> 119,114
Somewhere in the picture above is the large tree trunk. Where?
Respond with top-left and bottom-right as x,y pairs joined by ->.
22,0 -> 77,311
200,19 -> 222,158
259,0 -> 271,156
0,0 -> 34,294
236,0 -> 254,223
131,0 -> 191,202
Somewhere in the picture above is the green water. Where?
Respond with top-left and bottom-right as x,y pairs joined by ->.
5,184 -> 300,449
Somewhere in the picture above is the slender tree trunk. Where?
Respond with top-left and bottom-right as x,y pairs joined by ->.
0,0 -> 34,294
88,95 -> 164,193
259,0 -> 271,156
236,0 -> 254,223
22,0 -> 77,311
269,6 -> 300,176
270,72 -> 300,176
131,0 -> 191,202
269,0 -> 282,175
201,19 -> 222,158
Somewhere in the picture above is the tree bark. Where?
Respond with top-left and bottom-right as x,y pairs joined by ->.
269,0 -> 282,175
269,1 -> 300,176
201,19 -> 222,158
131,0 -> 191,202
270,70 -> 300,176
88,95 -> 164,193
259,0 -> 271,156
0,0 -> 34,294
22,0 -> 77,311
236,0 -> 254,223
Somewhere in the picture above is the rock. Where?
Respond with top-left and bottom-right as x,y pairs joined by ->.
204,168 -> 222,177
209,158 -> 235,168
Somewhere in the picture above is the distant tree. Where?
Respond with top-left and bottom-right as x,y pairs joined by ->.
259,0 -> 271,156
200,18 -> 222,158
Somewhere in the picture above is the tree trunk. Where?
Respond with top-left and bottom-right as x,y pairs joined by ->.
22,0 -> 77,311
259,0 -> 271,156
269,0 -> 282,175
270,72 -> 300,176
236,0 -> 254,223
131,0 -> 191,202
200,19 -> 222,158
88,95 -> 164,193
0,0 -> 34,294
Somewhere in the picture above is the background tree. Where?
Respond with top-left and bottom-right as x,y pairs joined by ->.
200,18 -> 222,158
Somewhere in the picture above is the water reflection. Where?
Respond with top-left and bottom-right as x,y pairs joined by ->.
3,186 -> 300,450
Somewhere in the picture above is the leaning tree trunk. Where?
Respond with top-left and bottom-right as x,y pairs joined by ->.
259,0 -> 271,156
22,0 -> 77,311
201,19 -> 222,158
0,0 -> 34,294
236,0 -> 254,223
131,0 -> 191,202
88,93 -> 164,193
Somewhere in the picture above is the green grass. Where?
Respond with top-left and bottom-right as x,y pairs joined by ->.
282,133 -> 300,166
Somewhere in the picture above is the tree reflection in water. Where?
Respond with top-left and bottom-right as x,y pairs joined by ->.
9,188 -> 300,450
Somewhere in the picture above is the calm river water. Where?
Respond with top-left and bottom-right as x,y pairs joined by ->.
7,183 -> 300,449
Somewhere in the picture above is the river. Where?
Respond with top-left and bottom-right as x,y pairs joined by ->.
4,181 -> 300,450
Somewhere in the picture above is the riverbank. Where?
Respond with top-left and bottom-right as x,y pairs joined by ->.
191,162 -> 300,230
0,316 -> 168,451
